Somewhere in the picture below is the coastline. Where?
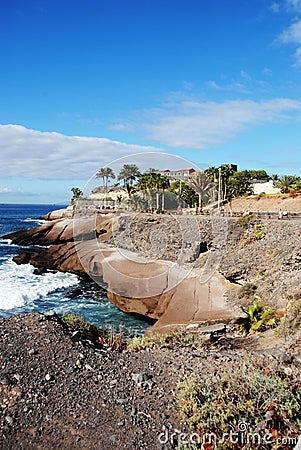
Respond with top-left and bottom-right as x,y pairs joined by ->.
3,209 -> 240,334
0,202 -> 301,448
3,198 -> 301,334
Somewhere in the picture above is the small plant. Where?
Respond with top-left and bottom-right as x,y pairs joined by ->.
258,270 -> 268,277
236,213 -> 257,229
242,223 -> 266,246
235,301 -> 276,334
62,313 -> 125,350
127,327 -> 207,351
176,358 -> 301,450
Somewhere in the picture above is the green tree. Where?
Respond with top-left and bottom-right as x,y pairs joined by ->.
272,173 -> 279,186
96,167 -> 115,193
137,172 -> 169,209
118,164 -> 141,187
127,194 -> 146,210
157,174 -> 170,210
275,175 -> 299,193
170,180 -> 198,207
227,170 -> 254,199
186,171 -> 214,212
249,170 -> 270,181
204,166 -> 218,182
220,164 -> 235,200
71,187 -> 83,201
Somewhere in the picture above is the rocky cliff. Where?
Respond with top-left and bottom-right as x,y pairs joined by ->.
3,212 -> 238,333
3,209 -> 301,334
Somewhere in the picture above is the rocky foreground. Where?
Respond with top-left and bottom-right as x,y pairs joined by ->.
0,313 -> 300,450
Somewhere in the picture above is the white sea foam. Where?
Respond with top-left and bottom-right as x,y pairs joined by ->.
0,258 -> 79,311
23,218 -> 47,225
0,239 -> 12,245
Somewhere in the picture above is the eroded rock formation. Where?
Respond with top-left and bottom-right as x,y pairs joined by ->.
3,211 -> 238,333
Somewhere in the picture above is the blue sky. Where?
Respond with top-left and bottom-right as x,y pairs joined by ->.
1,0 -> 301,203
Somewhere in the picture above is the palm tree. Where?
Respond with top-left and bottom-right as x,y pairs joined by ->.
204,166 -> 218,182
137,172 -> 169,209
220,164 -> 235,200
271,174 -> 279,186
118,164 -> 141,187
128,194 -> 146,210
137,172 -> 157,208
71,187 -> 83,201
96,167 -> 115,193
186,171 -> 214,212
157,175 -> 169,210
275,175 -> 298,193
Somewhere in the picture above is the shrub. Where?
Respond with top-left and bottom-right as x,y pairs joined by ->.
236,214 -> 257,229
235,301 -> 276,334
176,359 -> 301,450
127,327 -> 207,351
242,224 -> 266,246
62,313 -> 125,350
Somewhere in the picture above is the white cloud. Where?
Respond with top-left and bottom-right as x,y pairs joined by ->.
294,46 -> 301,65
278,19 -> 301,65
206,80 -> 220,90
108,122 -> 133,131
279,20 -> 301,43
286,0 -> 301,11
143,98 -> 301,149
0,124 -> 162,179
270,2 -> 280,13
276,6 -> 301,66
0,186 -> 13,193
0,185 -> 30,196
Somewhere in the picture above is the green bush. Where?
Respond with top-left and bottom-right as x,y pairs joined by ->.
62,313 -> 125,350
235,301 -> 276,334
242,224 -> 266,246
127,326 -> 207,351
176,359 -> 301,450
236,214 -> 257,228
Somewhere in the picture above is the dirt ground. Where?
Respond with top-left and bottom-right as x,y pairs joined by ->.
0,313 -> 300,450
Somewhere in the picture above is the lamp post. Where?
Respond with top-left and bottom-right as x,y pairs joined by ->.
218,167 -> 222,215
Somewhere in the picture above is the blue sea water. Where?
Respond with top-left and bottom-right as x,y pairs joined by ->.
0,204 -> 151,335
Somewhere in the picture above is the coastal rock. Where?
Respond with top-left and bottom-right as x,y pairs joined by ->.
3,208 -> 301,334
41,207 -> 74,220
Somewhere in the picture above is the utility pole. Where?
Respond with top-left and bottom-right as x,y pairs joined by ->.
218,167 -> 222,215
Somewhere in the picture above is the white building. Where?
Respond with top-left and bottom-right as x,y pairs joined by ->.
253,180 -> 280,195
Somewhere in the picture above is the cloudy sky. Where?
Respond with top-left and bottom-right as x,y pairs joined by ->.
1,0 -> 301,203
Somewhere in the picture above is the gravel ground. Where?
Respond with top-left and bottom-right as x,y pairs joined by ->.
1,313 -> 300,450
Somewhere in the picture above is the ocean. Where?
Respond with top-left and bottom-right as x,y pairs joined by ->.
0,204 -> 151,335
